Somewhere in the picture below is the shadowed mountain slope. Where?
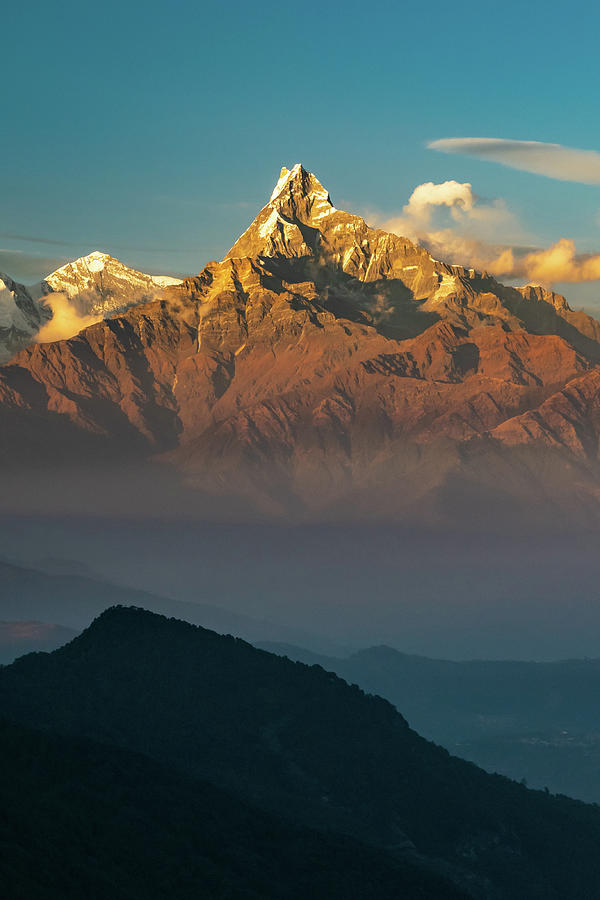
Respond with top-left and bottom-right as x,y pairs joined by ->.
0,719 -> 466,900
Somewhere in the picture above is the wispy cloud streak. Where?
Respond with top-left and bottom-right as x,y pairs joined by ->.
0,233 -> 78,247
429,138 -> 600,185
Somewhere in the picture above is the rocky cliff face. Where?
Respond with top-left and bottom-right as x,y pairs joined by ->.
1,164 -> 600,526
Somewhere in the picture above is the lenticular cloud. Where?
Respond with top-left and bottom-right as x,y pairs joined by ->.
429,138 -> 600,185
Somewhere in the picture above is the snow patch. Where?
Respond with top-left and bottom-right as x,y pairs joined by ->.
310,194 -> 336,220
258,208 -> 281,239
152,275 -> 182,287
86,251 -> 109,273
270,163 -> 302,201
432,274 -> 460,301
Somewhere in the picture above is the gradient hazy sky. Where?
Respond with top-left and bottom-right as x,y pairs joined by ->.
3,0 -> 600,307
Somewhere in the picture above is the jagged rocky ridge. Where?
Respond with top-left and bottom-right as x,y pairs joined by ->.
1,164 -> 600,525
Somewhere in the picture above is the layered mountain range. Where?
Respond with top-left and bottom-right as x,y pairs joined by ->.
2,164 -> 600,526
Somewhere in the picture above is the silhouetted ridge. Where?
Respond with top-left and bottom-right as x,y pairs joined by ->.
70,604 -> 226,647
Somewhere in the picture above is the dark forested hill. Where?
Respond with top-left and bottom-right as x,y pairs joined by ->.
2,606 -> 600,898
0,719 -> 466,900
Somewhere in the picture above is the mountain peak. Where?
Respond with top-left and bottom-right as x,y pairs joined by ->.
42,253 -> 181,302
31,252 -> 184,336
269,163 -> 303,201
79,250 -> 111,270
226,163 -> 336,260
269,162 -> 334,215
0,272 -> 51,361
47,250 -> 115,279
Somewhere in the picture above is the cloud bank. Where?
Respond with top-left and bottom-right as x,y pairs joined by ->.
377,179 -> 600,288
36,292 -> 103,344
429,138 -> 600,185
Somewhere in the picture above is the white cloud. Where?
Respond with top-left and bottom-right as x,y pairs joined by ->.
404,180 -> 474,221
428,138 -> 600,185
382,179 -> 525,242
376,179 -> 527,263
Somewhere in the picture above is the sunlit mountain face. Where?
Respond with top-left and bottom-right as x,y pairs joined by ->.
2,163 -> 600,533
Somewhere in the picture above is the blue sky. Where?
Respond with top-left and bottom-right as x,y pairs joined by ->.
3,0 -> 600,307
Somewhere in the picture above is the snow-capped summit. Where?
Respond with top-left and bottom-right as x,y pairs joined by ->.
40,252 -> 183,316
227,164 -> 337,261
269,163 -> 304,201
0,254 -> 183,363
